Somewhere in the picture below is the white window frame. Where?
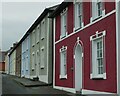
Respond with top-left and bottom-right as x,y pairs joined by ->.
91,0 -> 105,22
90,31 -> 106,79
41,19 -> 45,40
60,8 -> 68,39
32,30 -> 35,47
26,37 -> 29,50
36,25 -> 40,43
26,55 -> 29,71
74,0 -> 84,30
36,50 -> 39,65
40,47 -> 45,69
59,46 -> 67,79
32,52 -> 35,70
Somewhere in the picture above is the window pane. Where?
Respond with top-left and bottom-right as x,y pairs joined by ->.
97,2 -> 102,16
64,52 -> 67,75
100,49 -> 102,57
97,42 -> 100,49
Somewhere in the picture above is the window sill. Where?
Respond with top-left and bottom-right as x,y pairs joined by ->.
90,73 -> 106,80
40,66 -> 44,69
41,37 -> 45,40
92,15 -> 102,22
32,68 -> 35,71
32,44 -> 35,47
59,75 -> 67,79
36,41 -> 39,44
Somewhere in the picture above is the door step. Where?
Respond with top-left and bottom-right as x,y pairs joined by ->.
32,76 -> 39,81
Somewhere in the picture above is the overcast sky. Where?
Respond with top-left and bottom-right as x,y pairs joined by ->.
1,1 -> 62,51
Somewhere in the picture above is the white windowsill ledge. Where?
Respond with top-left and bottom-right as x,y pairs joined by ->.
90,73 -> 106,80
59,75 -> 67,79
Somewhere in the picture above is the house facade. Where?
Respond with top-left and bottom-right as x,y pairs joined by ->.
0,50 -> 7,73
15,43 -> 22,77
9,49 -> 16,75
5,49 -> 11,74
50,1 -> 120,95
21,35 -> 30,78
29,6 -> 57,84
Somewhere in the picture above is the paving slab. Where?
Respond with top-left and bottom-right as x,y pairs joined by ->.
13,77 -> 49,87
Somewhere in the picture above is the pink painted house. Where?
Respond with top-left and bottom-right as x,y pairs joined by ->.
50,1 -> 120,95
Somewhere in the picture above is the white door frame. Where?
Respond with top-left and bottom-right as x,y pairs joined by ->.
74,40 -> 83,92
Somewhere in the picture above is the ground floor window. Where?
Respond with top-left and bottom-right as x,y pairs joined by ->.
90,31 -> 106,79
59,46 -> 67,79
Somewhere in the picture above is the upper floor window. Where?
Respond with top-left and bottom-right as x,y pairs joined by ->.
59,46 -> 67,79
32,52 -> 35,70
60,8 -> 68,39
74,1 -> 83,30
90,31 -> 106,79
32,30 -> 35,47
26,37 -> 29,50
40,47 -> 45,69
36,25 -> 40,43
91,0 -> 105,21
36,50 -> 39,65
41,19 -> 45,40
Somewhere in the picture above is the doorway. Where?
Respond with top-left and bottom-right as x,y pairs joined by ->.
75,44 -> 83,92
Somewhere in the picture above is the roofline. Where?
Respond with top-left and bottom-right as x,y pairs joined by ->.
49,2 -> 70,18
9,6 -> 57,56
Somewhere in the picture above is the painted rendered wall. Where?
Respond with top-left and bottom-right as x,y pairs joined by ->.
30,24 -> 40,78
0,62 -> 5,72
5,53 -> 9,74
21,36 -> 30,78
9,50 -> 16,75
55,2 -> 117,94
16,44 -> 21,77
30,13 -> 53,84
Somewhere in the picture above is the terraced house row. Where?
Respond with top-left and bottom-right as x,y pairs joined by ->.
4,0 -> 120,95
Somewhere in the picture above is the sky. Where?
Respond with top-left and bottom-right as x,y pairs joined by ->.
1,0 -> 63,51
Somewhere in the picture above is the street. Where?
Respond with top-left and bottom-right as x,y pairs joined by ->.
2,74 -> 74,96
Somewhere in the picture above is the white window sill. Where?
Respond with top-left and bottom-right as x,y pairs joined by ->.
32,44 -> 35,47
90,73 -> 106,80
59,75 -> 67,79
36,41 -> 39,44
60,32 -> 68,39
41,37 -> 45,40
90,10 -> 105,23
32,68 -> 35,71
40,66 -> 44,69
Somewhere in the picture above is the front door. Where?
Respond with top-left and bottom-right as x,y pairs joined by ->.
75,44 -> 82,92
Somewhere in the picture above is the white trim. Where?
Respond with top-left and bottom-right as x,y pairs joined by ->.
53,18 -> 56,87
90,31 -> 106,79
116,1 -> 120,95
90,73 -> 106,79
60,7 -> 68,16
82,89 -> 116,95
59,75 -> 67,79
41,46 -> 44,50
46,17 -> 49,79
55,10 -> 116,44
54,86 -> 76,93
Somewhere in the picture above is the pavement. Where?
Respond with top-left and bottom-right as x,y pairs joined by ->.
13,76 -> 49,87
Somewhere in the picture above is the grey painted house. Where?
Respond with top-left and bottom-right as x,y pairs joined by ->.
29,5 -> 58,84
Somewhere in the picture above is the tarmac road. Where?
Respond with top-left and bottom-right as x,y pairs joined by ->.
2,74 -> 74,96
